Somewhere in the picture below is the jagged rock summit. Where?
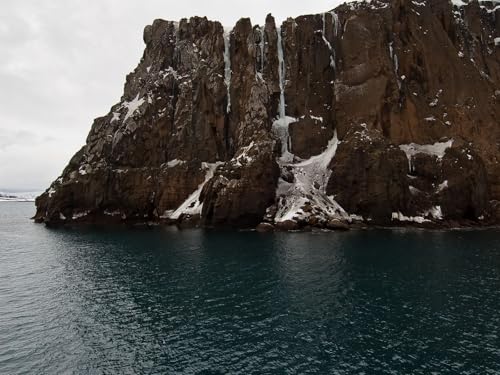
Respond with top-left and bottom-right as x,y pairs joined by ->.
35,0 -> 500,229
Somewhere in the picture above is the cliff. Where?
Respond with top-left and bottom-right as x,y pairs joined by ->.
35,0 -> 500,229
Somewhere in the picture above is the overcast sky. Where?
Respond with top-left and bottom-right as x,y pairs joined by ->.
0,0 -> 343,192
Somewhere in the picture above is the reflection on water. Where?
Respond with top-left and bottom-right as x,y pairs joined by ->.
1,203 -> 500,374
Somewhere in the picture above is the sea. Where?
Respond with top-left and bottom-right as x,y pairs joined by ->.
1,202 -> 499,374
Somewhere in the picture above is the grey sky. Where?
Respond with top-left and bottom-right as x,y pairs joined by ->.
0,0 -> 342,191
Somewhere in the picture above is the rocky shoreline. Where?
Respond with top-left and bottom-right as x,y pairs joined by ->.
35,0 -> 500,230
35,209 -> 499,232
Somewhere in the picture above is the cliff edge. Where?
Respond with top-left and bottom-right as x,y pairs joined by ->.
35,0 -> 500,229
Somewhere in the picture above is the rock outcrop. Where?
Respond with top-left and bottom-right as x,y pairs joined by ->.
35,0 -> 500,229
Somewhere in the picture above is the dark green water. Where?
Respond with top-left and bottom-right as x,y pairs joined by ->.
1,202 -> 500,374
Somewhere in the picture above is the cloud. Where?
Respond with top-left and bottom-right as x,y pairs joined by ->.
0,128 -> 38,150
0,0 -> 342,191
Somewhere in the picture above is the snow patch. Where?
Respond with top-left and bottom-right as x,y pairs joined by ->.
104,210 -> 121,217
409,186 -> 421,195
162,66 -> 178,79
399,139 -> 453,172
111,112 -> 121,123
78,165 -> 89,175
233,141 -> 256,166
436,180 -> 448,193
164,162 -> 223,220
166,159 -> 186,168
310,115 -> 324,122
392,212 -> 429,224
123,94 -> 145,122
274,130 -> 350,223
72,211 -> 89,220
392,206 -> 443,223
272,116 -> 297,163
48,187 -> 57,197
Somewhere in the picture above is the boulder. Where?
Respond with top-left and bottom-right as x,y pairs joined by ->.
256,222 -> 275,232
275,220 -> 300,231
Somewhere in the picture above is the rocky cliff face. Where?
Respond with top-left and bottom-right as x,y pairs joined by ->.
35,0 -> 500,229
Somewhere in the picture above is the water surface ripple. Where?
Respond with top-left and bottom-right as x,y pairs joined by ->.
1,202 -> 499,374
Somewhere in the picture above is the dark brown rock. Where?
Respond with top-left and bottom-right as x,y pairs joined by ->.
275,220 -> 300,231
439,147 -> 489,220
327,125 -> 410,224
200,140 -> 279,227
289,116 -> 333,159
34,1 -> 500,229
326,219 -> 350,231
256,222 -> 275,232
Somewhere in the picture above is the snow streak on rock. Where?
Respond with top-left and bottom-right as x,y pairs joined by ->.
223,28 -> 232,113
322,12 -> 337,69
259,26 -> 265,73
330,11 -> 340,37
163,162 -> 222,220
389,41 -> 401,89
272,25 -> 295,163
276,26 -> 286,119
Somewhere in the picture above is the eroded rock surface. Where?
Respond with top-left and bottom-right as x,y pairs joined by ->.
35,0 -> 500,229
